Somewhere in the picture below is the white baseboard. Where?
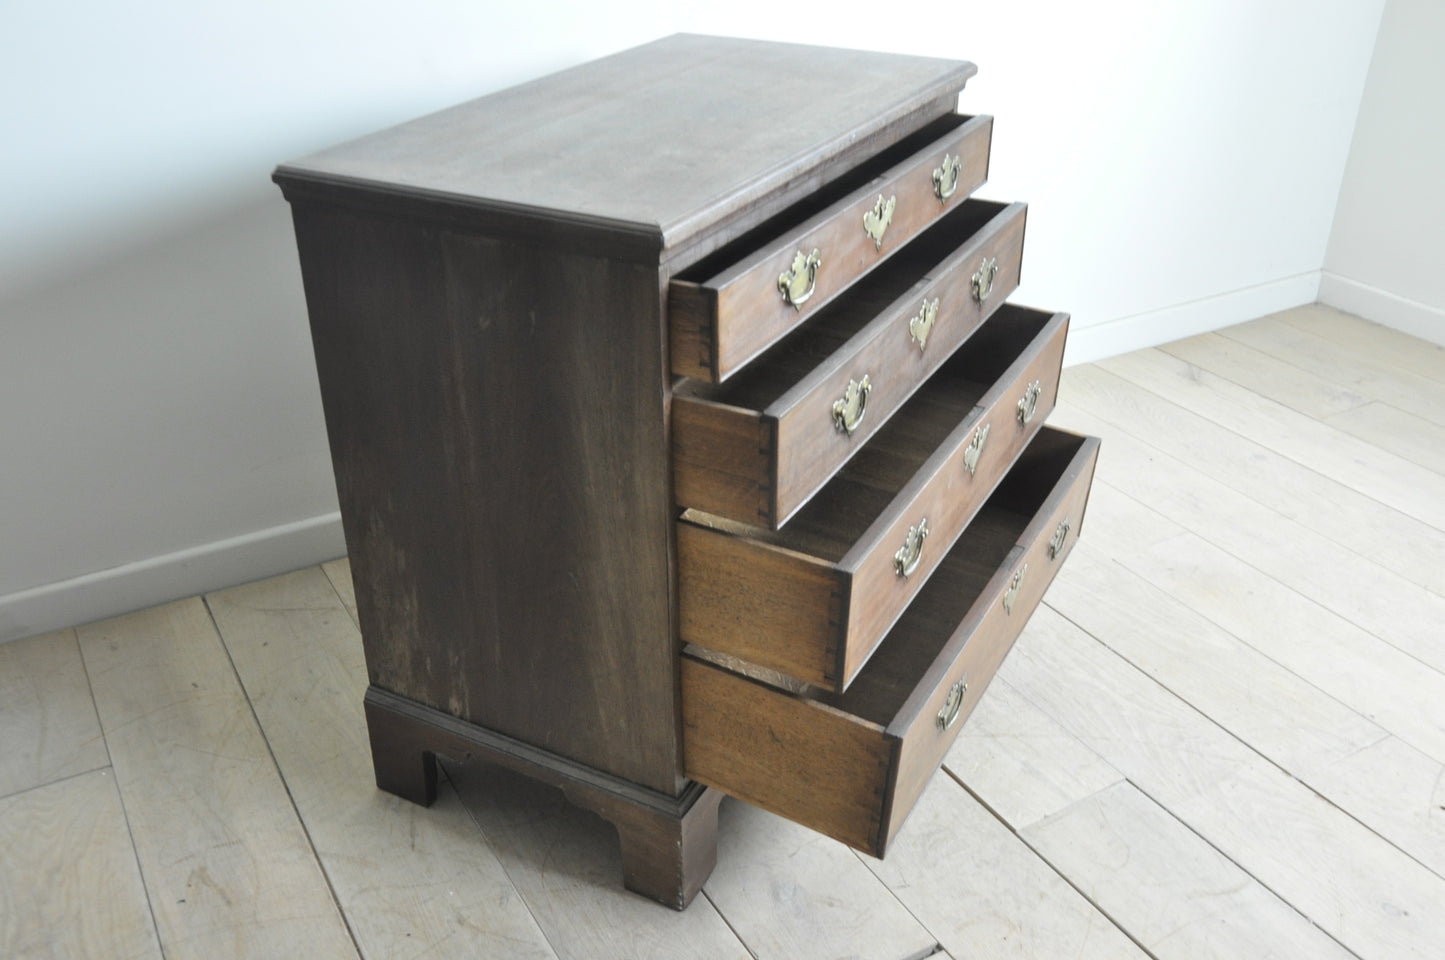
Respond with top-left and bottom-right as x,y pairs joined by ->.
1318,272 -> 1445,347
0,513 -> 347,644
1063,271 -> 1323,366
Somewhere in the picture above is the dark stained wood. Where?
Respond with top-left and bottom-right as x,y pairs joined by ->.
837,308 -> 1070,677
276,34 -> 1091,901
671,396 -> 774,525
363,686 -> 722,909
680,656 -> 894,854
290,204 -> 681,794
669,114 -> 994,381
676,519 -> 843,687
880,434 -> 1099,850
677,306 -> 1068,691
681,429 -> 1100,855
276,35 -> 975,266
672,200 -> 1027,526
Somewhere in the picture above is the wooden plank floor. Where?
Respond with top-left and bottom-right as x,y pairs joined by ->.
4,303 -> 1443,958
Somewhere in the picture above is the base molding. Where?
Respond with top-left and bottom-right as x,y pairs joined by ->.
363,685 -> 722,909
1319,271 -> 1445,347
0,512 -> 346,644
1063,271 -> 1321,366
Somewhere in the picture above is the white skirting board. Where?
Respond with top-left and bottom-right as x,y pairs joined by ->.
1318,271 -> 1445,348
1062,271 -> 1322,367
0,514 -> 347,644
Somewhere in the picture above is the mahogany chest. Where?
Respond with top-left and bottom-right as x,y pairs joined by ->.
275,34 -> 1098,908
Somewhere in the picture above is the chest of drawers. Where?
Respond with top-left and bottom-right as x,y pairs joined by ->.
275,34 -> 1098,909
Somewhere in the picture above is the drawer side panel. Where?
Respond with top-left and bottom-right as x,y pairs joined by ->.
677,520 -> 844,688
681,656 -> 894,853
671,397 -> 773,524
884,434 -> 1100,851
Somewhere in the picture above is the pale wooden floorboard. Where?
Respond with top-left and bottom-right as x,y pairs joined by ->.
1098,347 -> 1445,531
1325,400 -> 1445,476
1076,483 -> 1445,767
702,798 -> 939,960
1048,538 -> 1389,777
76,599 -> 359,960
1299,735 -> 1445,880
205,567 -> 561,960
322,558 -> 357,621
1279,304 -> 1445,386
942,677 -> 1124,831
1222,309 -> 1445,427
445,761 -> 752,960
1023,781 -> 1357,959
1006,605 -> 1445,959
1163,330 -> 1445,475
1061,362 -> 1445,598
1162,330 -> 1373,419
1044,536 -> 1445,878
1050,400 -> 1445,675
9,305 -> 1445,956
0,769 -> 161,960
0,628 -> 108,799
864,772 -> 1146,959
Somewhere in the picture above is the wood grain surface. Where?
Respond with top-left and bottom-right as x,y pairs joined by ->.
670,114 -> 993,380
0,770 -> 161,960
291,203 -> 682,794
702,798 -> 940,960
446,762 -> 752,960
672,200 -> 1028,526
0,629 -> 107,799
677,308 -> 1066,690
682,430 -> 1098,854
276,35 -> 975,264
867,772 -> 1149,960
76,600 -> 358,960
1024,781 -> 1357,959
204,568 -> 560,958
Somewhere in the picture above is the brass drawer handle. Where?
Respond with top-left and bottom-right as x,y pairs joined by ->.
1002,563 -> 1028,615
933,153 -> 962,203
963,422 -> 990,476
778,248 -> 822,309
908,297 -> 940,351
937,676 -> 969,730
893,518 -> 930,578
863,194 -> 895,251
971,256 -> 998,302
832,375 -> 872,435
1016,379 -> 1042,426
1048,517 -> 1071,561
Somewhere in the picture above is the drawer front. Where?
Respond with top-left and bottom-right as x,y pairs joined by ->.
673,200 -> 1026,528
670,115 -> 993,383
681,430 -> 1101,856
882,431 -> 1099,851
678,306 -> 1068,692
836,309 -> 1067,680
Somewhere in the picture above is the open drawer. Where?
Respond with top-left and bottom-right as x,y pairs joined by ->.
681,427 -> 1100,856
673,198 -> 1027,528
669,113 -> 993,382
678,304 -> 1066,692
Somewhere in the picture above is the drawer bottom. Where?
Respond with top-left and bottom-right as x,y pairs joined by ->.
681,427 -> 1099,855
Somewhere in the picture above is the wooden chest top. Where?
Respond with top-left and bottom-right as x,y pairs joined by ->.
274,35 -> 974,259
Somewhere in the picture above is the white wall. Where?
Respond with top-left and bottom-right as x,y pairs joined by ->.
1322,0 -> 1445,345
0,0 -> 1385,641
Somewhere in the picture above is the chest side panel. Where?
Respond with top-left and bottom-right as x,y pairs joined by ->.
291,204 -> 680,794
